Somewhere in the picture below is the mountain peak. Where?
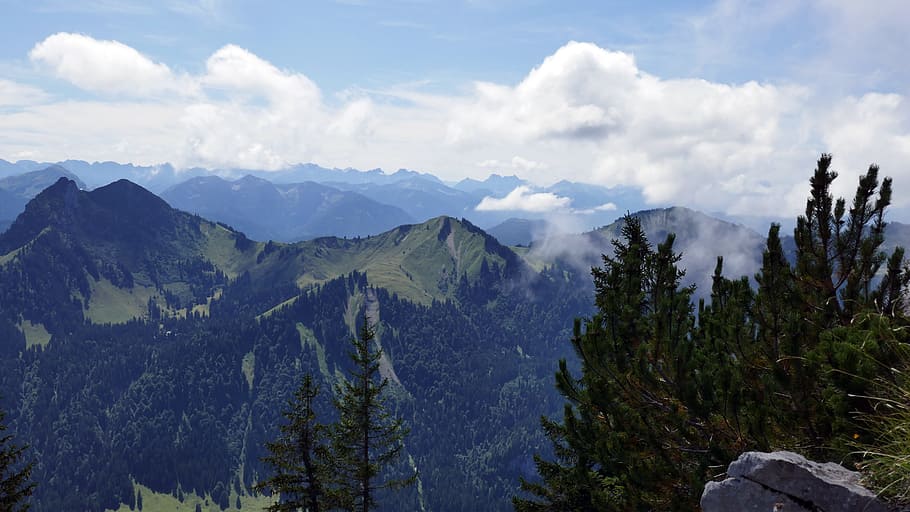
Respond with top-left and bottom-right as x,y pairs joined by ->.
39,176 -> 80,203
89,179 -> 174,219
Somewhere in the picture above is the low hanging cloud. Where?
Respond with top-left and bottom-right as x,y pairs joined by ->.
574,202 -> 618,214
476,186 -> 572,212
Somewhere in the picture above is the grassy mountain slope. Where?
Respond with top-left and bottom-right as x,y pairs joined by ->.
0,178 -> 527,344
0,178 -> 260,334
252,215 -> 523,304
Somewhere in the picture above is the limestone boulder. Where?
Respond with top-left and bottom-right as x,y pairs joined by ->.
701,451 -> 888,512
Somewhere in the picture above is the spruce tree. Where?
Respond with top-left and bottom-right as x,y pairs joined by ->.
255,374 -> 330,512
330,318 -> 414,512
0,405 -> 34,512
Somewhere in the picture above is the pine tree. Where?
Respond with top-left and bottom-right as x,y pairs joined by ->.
767,154 -> 907,455
255,374 -> 330,512
515,215 -> 700,510
516,155 -> 910,511
0,405 -> 34,512
330,318 -> 415,512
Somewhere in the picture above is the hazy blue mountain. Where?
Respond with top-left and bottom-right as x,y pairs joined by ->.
882,221 -> 910,259
56,159 -> 211,192
162,174 -> 415,241
0,165 -> 88,227
487,217 -> 550,246
0,159 -> 210,192
0,158 -> 658,233
454,174 -> 527,196
326,175 -> 482,223
544,180 -> 647,213
0,188 -> 23,230
243,163 -> 446,186
0,159 -> 46,179
0,164 -> 87,197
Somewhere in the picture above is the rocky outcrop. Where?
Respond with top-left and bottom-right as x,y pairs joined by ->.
701,451 -> 888,511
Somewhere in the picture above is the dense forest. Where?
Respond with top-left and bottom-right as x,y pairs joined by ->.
0,180 -> 594,511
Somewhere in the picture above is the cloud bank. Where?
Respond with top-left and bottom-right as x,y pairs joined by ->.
3,32 -> 910,220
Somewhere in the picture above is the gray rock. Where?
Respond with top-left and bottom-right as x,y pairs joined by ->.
702,451 -> 888,512
702,477 -> 811,511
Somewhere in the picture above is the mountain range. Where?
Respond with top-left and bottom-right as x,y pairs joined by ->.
161,174 -> 414,241
0,159 -> 647,240
3,171 -> 910,511
0,177 -> 593,511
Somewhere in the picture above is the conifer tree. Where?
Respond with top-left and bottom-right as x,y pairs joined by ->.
330,318 -> 414,512
516,155 -> 910,511
1,405 -> 34,512
763,154 -> 907,455
515,215 -> 700,510
256,374 -> 330,512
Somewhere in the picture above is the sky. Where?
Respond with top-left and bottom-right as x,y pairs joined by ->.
1,0 -> 909,219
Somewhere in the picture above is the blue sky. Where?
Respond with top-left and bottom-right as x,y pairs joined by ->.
1,0 -> 909,217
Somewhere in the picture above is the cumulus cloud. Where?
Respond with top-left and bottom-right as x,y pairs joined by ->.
476,186 -> 572,212
447,41 -> 811,213
29,32 -> 192,96
448,43 -> 638,143
21,33 -> 382,170
202,44 -> 319,104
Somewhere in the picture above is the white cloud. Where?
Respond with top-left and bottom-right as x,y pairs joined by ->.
202,44 -> 319,104
29,32 -> 193,96
476,186 -> 572,212
448,42 -> 639,144
478,156 -> 547,173
446,41 -> 811,213
7,35 -> 910,220
0,79 -> 49,107
817,93 -> 910,207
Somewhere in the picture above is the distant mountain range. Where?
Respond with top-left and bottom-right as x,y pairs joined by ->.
161,175 -> 415,241
0,158 -> 648,240
0,165 -> 87,232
